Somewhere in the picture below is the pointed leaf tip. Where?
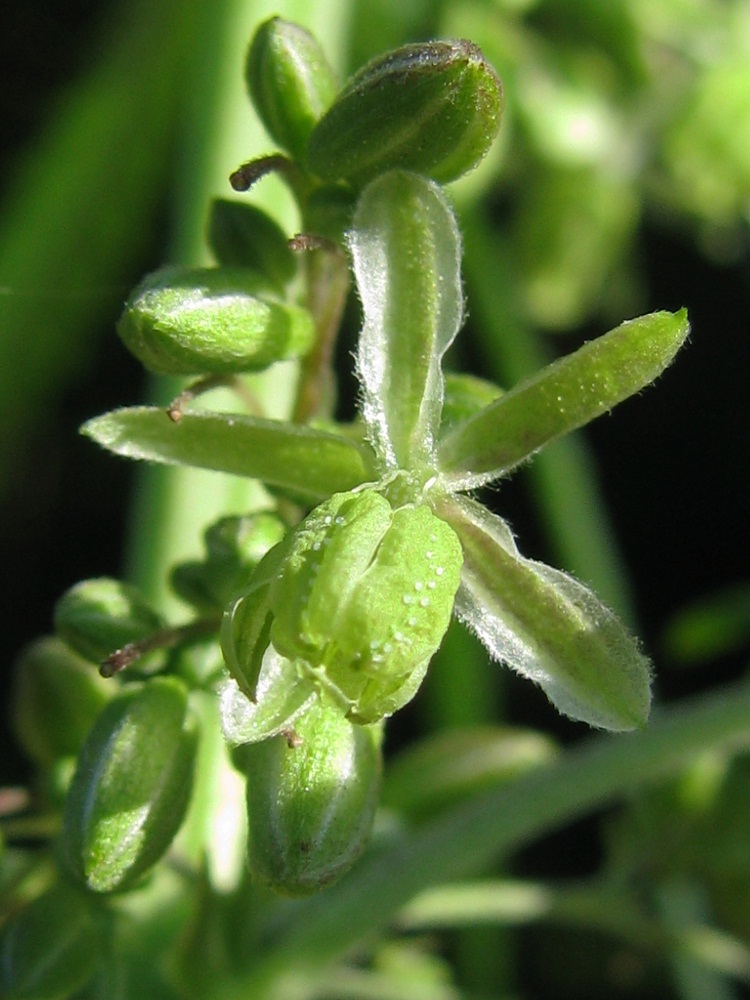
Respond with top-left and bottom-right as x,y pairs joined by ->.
439,308 -> 690,488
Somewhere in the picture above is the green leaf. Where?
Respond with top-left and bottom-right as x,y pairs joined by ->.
383,725 -> 557,822
438,495 -> 652,731
61,676 -> 198,893
82,407 -> 375,502
207,199 -> 297,286
307,39 -> 503,187
240,677 -> 750,984
117,266 -> 314,375
349,171 -> 464,471
238,693 -> 383,896
438,309 -> 690,488
246,17 -> 338,164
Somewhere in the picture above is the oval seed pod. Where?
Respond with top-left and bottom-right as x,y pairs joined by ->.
117,266 -> 314,376
54,577 -> 164,665
307,39 -> 503,188
246,17 -> 338,164
0,885 -> 100,1000
61,676 -> 197,893
269,489 -> 463,722
240,694 -> 382,896
10,636 -> 112,767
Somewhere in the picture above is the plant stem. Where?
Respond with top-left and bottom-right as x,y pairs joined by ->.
236,678 -> 750,994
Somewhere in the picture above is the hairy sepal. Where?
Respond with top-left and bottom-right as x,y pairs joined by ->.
439,495 -> 652,731
218,647 -> 316,746
438,309 -> 690,488
349,171 -> 463,471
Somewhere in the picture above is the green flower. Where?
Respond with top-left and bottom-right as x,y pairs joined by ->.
85,170 -> 688,733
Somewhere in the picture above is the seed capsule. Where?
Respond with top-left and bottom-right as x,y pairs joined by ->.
246,17 -> 338,164
0,886 -> 100,1000
10,637 -> 112,767
240,694 -> 382,895
61,677 -> 197,893
117,266 -> 314,376
268,489 -> 463,722
54,577 -> 164,665
307,39 -> 503,188
171,512 -> 287,612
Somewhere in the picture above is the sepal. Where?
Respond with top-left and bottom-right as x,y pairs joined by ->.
438,494 -> 652,731
218,648 -> 316,746
349,171 -> 464,471
438,309 -> 690,488
82,407 -> 376,502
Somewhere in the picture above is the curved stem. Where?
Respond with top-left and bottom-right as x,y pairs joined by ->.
235,678 -> 750,994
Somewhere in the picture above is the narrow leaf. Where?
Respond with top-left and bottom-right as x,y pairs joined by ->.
82,407 -> 374,502
349,170 -> 464,471
438,495 -> 652,731
438,309 -> 690,488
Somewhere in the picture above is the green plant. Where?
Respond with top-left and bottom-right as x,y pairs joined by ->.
3,7 -> 750,999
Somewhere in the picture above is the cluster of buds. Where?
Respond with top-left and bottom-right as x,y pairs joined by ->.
6,16 -> 688,939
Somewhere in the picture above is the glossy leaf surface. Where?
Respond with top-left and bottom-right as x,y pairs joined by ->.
83,407 -> 375,502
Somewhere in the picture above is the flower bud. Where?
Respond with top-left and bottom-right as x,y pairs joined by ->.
207,199 -> 297,286
54,577 -> 164,665
171,512 -> 287,611
117,266 -> 314,376
10,637 -> 112,767
240,694 -> 382,895
246,17 -> 337,164
269,489 -> 463,722
307,39 -> 503,188
61,677 -> 198,893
